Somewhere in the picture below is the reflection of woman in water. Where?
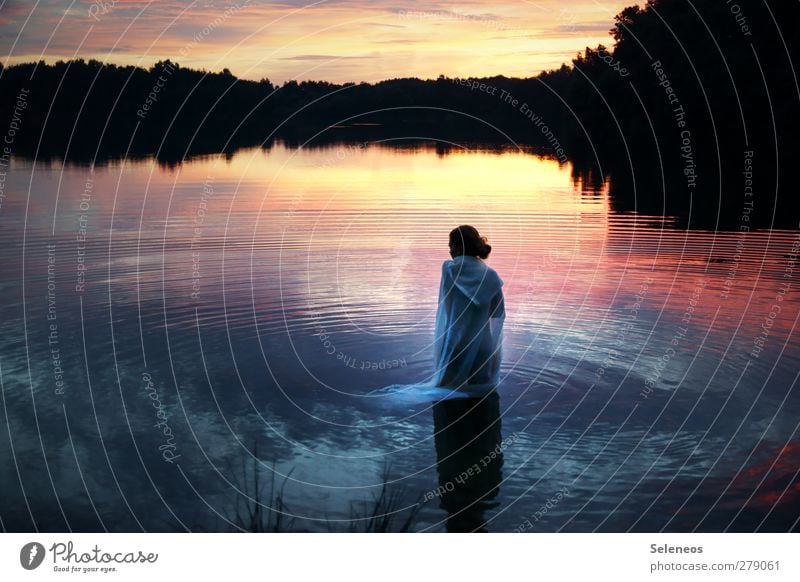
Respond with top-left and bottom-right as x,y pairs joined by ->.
432,225 -> 505,394
433,392 -> 503,532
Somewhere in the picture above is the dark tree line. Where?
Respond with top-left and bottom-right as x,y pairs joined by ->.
1,0 -> 797,226
562,0 -> 800,227
0,58 -> 572,158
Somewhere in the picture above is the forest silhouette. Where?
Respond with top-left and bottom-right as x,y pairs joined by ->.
1,0 -> 797,227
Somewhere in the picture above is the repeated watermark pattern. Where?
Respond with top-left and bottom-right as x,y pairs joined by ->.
423,432 -> 520,502
136,61 -> 175,120
651,60 -> 697,191
597,48 -> 630,77
595,277 -> 653,384
308,310 -> 407,371
142,372 -> 181,464
1,0 -> 798,543
75,172 -> 94,294
190,175 -> 214,301
726,0 -> 753,37
514,486 -> 570,531
721,150 -> 754,300
46,243 -> 66,396
0,88 -> 29,213
452,77 -> 568,163
641,280 -> 706,400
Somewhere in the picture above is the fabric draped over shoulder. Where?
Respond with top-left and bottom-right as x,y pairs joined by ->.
433,255 -> 505,391
372,255 -> 505,401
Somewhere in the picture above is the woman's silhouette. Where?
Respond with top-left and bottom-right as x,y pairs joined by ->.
374,225 -> 504,401
432,225 -> 505,395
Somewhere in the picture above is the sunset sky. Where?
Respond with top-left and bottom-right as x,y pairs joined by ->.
0,0 -> 635,82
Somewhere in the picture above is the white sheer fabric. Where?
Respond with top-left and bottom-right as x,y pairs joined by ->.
373,255 -> 505,402
433,255 -> 505,389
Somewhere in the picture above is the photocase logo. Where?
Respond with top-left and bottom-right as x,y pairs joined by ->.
20,542 -> 46,570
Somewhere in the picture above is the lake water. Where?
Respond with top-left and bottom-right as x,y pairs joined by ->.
1,143 -> 799,532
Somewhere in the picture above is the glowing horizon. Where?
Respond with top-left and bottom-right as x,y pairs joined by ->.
1,1 -> 635,83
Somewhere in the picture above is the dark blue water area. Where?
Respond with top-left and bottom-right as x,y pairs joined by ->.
4,282 -> 798,533
2,148 -> 799,532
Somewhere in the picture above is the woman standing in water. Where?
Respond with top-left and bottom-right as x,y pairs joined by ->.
430,227 -> 505,530
432,225 -> 505,395
374,225 -> 504,400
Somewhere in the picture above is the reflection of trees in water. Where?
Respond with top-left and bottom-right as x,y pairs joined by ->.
218,446 -> 422,533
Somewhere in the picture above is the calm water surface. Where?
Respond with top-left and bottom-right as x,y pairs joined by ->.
1,143 -> 799,532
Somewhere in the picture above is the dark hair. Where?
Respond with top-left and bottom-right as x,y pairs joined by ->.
449,225 -> 492,259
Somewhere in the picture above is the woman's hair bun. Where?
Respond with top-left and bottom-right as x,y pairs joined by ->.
450,225 -> 492,259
